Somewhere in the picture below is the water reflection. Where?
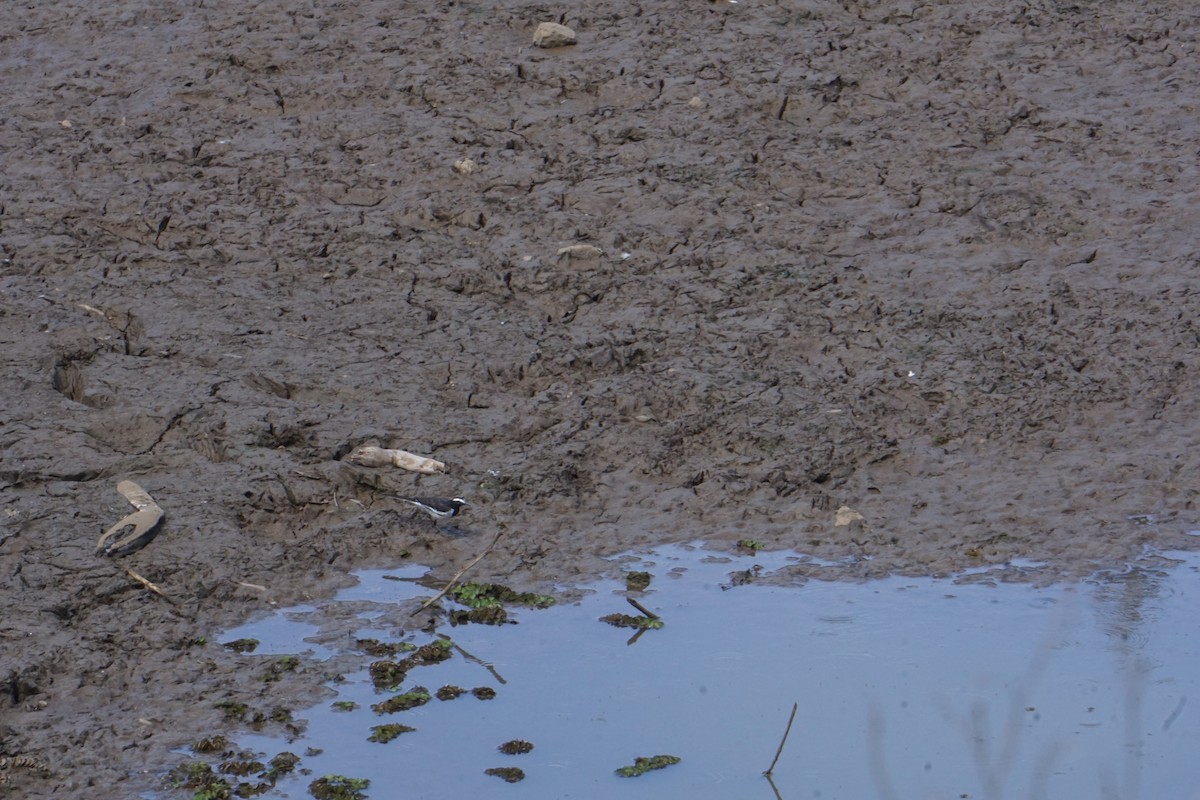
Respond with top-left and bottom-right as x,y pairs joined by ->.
206,544 -> 1200,799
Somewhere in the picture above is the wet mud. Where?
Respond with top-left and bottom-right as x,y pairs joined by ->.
2,0 -> 1199,794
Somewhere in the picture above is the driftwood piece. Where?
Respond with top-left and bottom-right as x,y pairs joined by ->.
345,445 -> 446,475
96,480 -> 164,557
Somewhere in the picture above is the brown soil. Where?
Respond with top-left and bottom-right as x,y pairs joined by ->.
2,0 -> 1198,795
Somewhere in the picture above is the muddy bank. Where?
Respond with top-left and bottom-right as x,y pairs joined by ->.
2,0 -> 1199,794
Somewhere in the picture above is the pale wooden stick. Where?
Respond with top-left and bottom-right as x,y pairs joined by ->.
411,530 -> 503,616
125,567 -> 175,604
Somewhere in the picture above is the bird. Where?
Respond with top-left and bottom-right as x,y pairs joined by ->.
389,495 -> 468,523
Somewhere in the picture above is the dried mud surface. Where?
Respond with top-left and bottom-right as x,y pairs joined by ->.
2,0 -> 1199,795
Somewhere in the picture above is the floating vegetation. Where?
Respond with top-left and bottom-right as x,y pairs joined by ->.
722,565 -> 764,589
219,758 -> 264,776
332,701 -> 358,712
309,774 -> 370,800
403,640 -> 453,666
614,754 -> 681,778
600,613 -> 664,630
192,735 -> 229,754
436,685 -> 466,701
261,655 -> 300,682
625,571 -> 652,591
736,539 -> 764,553
355,638 -> 413,658
368,660 -> 408,689
368,723 -> 416,743
263,752 -> 300,781
472,687 -> 497,700
223,638 -> 260,654
498,739 -> 534,755
449,605 -> 509,625
451,582 -> 555,609
371,687 -> 431,714
484,766 -> 525,783
169,761 -> 231,798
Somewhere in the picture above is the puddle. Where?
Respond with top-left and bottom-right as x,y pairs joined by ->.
200,544 -> 1200,799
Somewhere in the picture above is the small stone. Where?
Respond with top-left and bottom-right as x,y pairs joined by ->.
533,22 -> 576,48
453,158 -> 477,175
687,96 -> 706,109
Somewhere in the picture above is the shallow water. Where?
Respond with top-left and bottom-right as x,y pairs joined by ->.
215,544 -> 1200,799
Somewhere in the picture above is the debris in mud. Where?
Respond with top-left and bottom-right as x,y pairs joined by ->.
614,754 -> 681,778
721,565 -> 764,589
556,243 -> 603,260
532,21 -> 576,47
192,734 -> 230,754
309,774 -> 370,800
834,505 -> 866,529
624,571 -> 652,591
344,444 -> 446,474
472,686 -> 497,700
498,739 -> 535,755
485,766 -> 526,783
436,685 -> 466,700
737,539 -> 765,554
214,700 -> 251,721
96,479 -> 164,556
0,755 -> 52,782
371,687 -> 431,714
600,613 -> 663,630
261,655 -> 300,683
223,638 -> 260,654
368,723 -> 416,743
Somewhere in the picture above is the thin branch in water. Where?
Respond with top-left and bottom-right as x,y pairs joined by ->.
764,702 -> 799,777
626,596 -> 659,619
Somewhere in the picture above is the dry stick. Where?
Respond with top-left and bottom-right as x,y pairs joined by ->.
125,567 -> 175,604
411,530 -> 504,616
764,702 -> 799,777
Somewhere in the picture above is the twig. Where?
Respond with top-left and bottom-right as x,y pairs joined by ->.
764,702 -> 798,776
411,530 -> 503,616
626,596 -> 659,619
125,567 -> 175,604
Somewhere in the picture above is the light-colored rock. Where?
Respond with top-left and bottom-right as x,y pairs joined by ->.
453,158 -> 477,175
533,22 -> 577,48
687,96 -> 706,109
